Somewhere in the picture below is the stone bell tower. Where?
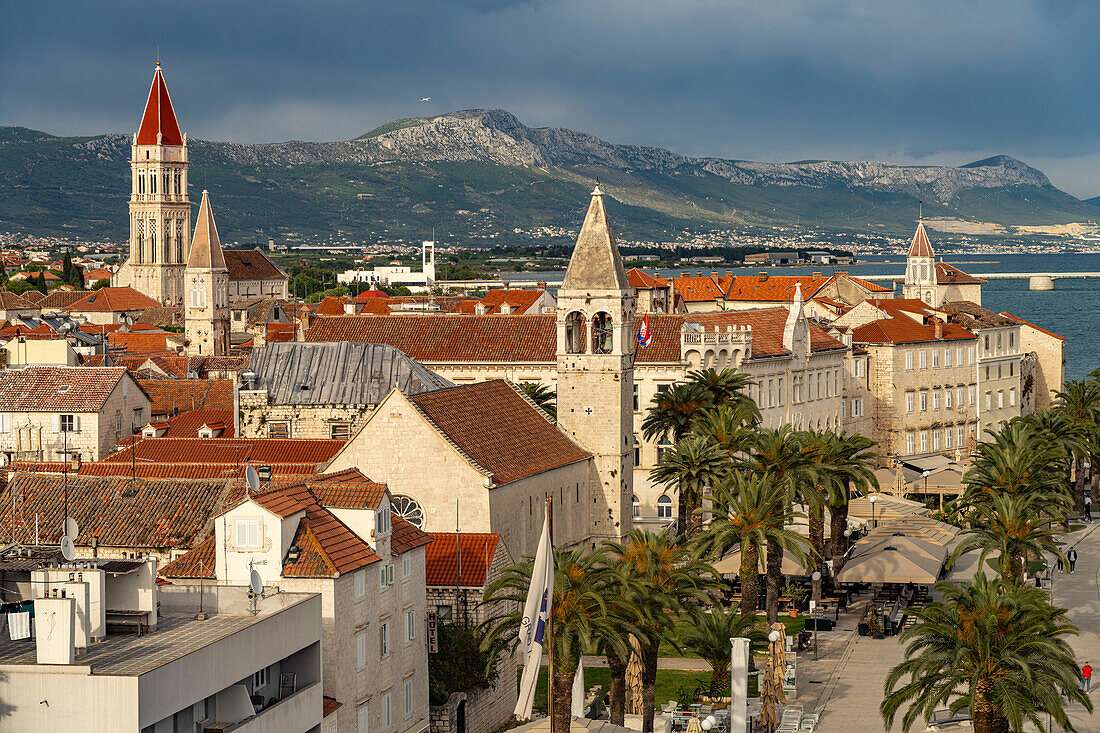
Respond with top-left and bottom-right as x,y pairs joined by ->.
903,220 -> 937,305
184,190 -> 230,356
113,62 -> 190,304
555,184 -> 635,545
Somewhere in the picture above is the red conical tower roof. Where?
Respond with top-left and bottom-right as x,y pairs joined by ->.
908,221 -> 934,258
136,63 -> 184,146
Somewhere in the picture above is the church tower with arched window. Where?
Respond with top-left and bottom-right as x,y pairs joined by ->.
903,220 -> 937,304
184,190 -> 230,356
555,184 -> 635,545
113,62 -> 190,304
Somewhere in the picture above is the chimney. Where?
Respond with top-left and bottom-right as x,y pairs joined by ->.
811,271 -> 822,279
836,270 -> 849,276
725,270 -> 733,278
536,281 -> 547,291
932,318 -> 943,339
758,272 -> 769,282
680,272 -> 689,277
710,271 -> 719,278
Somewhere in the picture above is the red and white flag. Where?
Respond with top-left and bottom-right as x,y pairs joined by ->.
637,314 -> 652,348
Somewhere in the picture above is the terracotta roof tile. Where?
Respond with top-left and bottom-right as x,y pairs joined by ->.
998,312 -> 1066,341
390,514 -> 432,554
935,262 -> 987,285
323,698 -> 343,718
425,532 -> 499,587
110,331 -> 172,353
159,536 -> 216,579
852,317 -> 975,345
672,276 -> 725,302
295,504 -> 380,575
149,410 -> 235,438
315,297 -> 349,316
0,290 -> 37,310
223,249 -> 287,281
78,462 -> 322,480
64,287 -> 161,313
103,437 -> 346,467
626,268 -> 668,289
0,472 -> 230,549
246,483 -> 314,518
0,366 -> 132,411
407,380 -> 590,485
139,379 -> 233,416
266,323 -> 297,342
476,289 -> 545,314
308,478 -> 387,509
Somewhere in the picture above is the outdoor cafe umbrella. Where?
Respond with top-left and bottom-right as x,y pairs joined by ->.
713,544 -> 810,577
834,545 -> 944,585
758,622 -> 786,730
847,533 -> 948,564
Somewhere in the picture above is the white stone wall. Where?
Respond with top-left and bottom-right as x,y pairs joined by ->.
1017,323 -> 1065,410
230,278 -> 289,301
974,324 -> 1023,435
239,389 -> 372,439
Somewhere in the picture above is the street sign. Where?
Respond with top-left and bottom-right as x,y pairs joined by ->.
427,610 -> 439,653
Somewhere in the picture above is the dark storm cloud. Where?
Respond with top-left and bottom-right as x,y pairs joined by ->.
2,0 -> 1099,195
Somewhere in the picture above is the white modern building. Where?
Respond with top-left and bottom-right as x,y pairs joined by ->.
338,242 -> 437,292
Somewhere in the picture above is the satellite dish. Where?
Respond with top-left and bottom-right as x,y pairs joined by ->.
249,568 -> 263,596
245,465 -> 260,494
64,517 -> 79,543
60,536 -> 75,562
124,316 -> 133,327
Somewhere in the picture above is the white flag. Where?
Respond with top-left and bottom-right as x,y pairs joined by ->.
515,511 -> 554,720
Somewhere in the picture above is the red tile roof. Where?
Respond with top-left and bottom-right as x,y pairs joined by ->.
315,297 -> 348,316
159,536 -> 216,579
223,249 -> 287,281
323,697 -> 343,718
935,262 -> 986,285
246,483 -> 315,518
136,64 -> 184,146
78,462 -> 322,480
626,268 -> 668,289
266,323 -> 297,342
0,290 -> 38,310
851,317 -> 975,345
0,366 -> 136,411
139,379 -> 233,416
672,276 -> 726,303
407,380 -> 590,485
64,287 -> 161,313
148,410 -> 235,438
307,478 -> 387,509
0,472 -> 229,549
110,331 -> 172,353
908,222 -> 934,258
425,532 -> 500,587
41,290 -> 91,309
391,514 -> 432,554
103,438 -> 346,467
283,504 -> 380,576
476,289 -> 546,315
999,312 -> 1066,341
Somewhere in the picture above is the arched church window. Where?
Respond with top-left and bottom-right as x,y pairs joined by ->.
135,219 -> 144,264
149,220 -> 157,263
565,311 -> 585,354
150,173 -> 156,195
592,312 -> 613,354
657,494 -> 673,519
176,220 -> 185,263
632,494 -> 640,518
391,495 -> 424,528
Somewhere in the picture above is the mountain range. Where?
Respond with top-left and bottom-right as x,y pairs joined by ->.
1,109 -> 1096,245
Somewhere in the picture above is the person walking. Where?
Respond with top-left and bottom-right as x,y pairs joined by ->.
1057,553 -> 1065,573
1083,662 -> 1092,693
1068,546 -> 1079,574
1085,494 -> 1092,522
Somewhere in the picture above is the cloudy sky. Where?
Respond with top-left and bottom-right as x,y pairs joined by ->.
3,1 -> 1098,196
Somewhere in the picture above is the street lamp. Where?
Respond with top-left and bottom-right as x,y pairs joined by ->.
811,571 -> 822,660
768,630 -> 781,644
869,494 -> 879,528
922,469 -> 932,508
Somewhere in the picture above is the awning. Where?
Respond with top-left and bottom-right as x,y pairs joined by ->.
835,545 -> 944,584
713,544 -> 812,577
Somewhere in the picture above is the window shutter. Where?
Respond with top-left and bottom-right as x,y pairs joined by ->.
73,415 -> 80,433
53,415 -> 60,433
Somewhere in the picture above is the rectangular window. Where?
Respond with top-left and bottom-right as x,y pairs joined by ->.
767,379 -> 774,408
984,335 -> 990,353
380,621 -> 390,658
997,333 -> 1003,352
906,433 -> 915,454
1009,332 -> 1015,349
932,350 -> 940,368
984,366 -> 990,381
377,506 -> 391,535
997,390 -> 1004,408
59,414 -> 76,432
985,391 -> 992,410
920,431 -> 928,452
235,519 -> 261,548
957,387 -> 964,408
1010,362 -> 1015,377
405,608 -> 416,642
919,350 -> 927,370
957,426 -> 965,446
253,666 -> 269,691
358,703 -> 370,733
946,428 -> 953,449
851,398 -> 863,418
357,629 -> 368,669
956,347 -> 963,367
997,364 -> 1002,379
778,377 -> 784,405
269,422 -> 289,438
933,391 -> 941,410
969,386 -> 976,405
906,392 -> 915,413
405,678 -> 415,716
920,391 -> 928,411
383,692 -> 392,730
944,349 -> 952,368
1010,388 -> 1017,406
402,555 -> 411,579
331,423 -> 350,440
945,390 -> 952,409
355,570 -> 366,598
969,347 -> 976,365
933,430 -> 941,451
633,384 -> 639,411
906,351 -> 914,371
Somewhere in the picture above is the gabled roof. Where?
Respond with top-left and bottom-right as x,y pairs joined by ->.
998,312 -> 1066,341
315,297 -> 348,316
187,191 -> 227,270
246,341 -> 451,406
282,504 -> 380,577
139,378 -> 233,415
40,290 -> 89,309
935,262 -> 986,285
159,536 -> 216,579
391,515 -> 433,554
0,290 -> 38,310
476,289 -> 546,315
626,268 -> 668,289
672,276 -> 726,303
560,186 -> 630,292
103,437 -> 346,467
64,287 -> 161,313
144,409 -> 235,438
406,380 -> 590,485
307,477 -> 387,509
136,64 -> 184,147
78,462 -> 322,481
0,472 -> 230,549
223,249 -> 287,281
939,301 -> 1017,329
109,331 -> 172,353
244,483 -> 314,518
0,366 -> 136,411
425,532 -> 500,588
851,317 -> 974,345
908,221 -> 934,258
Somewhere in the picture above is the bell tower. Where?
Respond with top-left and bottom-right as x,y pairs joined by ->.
185,191 -> 230,356
114,62 -> 190,304
555,184 -> 635,545
903,220 -> 938,305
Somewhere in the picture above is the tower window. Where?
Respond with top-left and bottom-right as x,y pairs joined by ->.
592,312 -> 613,354
565,311 -> 585,354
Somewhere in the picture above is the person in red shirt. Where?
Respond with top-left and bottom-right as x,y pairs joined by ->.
1083,663 -> 1092,692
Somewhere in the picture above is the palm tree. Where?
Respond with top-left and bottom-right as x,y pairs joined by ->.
694,403 -> 760,456
963,421 -> 1072,506
650,435 -> 730,539
686,368 -> 758,412
882,574 -> 1091,733
698,473 -> 809,621
592,571 -> 642,726
481,548 -> 627,733
642,381 -> 711,445
823,432 -> 878,574
518,382 -> 557,420
738,426 -> 818,622
1053,378 -> 1100,508
678,606 -> 762,696
947,492 -> 1067,586
605,530 -> 720,733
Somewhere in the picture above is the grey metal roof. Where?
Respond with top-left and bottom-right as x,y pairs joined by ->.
246,341 -> 452,406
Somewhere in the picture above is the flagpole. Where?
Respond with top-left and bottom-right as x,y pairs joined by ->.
547,495 -> 554,726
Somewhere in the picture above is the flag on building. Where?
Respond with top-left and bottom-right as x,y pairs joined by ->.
515,510 -> 554,720
637,313 -> 652,348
